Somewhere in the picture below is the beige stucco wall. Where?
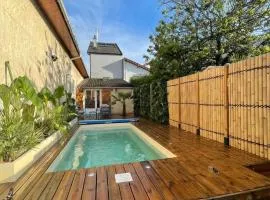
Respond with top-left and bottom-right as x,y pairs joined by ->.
0,0 -> 83,96
111,88 -> 134,115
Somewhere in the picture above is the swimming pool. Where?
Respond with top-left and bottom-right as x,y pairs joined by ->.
47,124 -> 175,172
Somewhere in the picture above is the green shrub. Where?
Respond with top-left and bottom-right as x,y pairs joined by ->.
0,77 -> 43,162
0,111 -> 43,162
150,81 -> 168,124
0,76 -> 76,162
140,84 -> 150,118
63,92 -> 77,122
133,87 -> 141,117
38,86 -> 74,137
131,76 -> 168,124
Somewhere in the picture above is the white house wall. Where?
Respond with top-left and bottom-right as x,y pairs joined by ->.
90,54 -> 123,79
124,61 -> 149,82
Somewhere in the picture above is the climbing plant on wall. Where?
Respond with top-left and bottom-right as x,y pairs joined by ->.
131,76 -> 168,124
150,81 -> 168,124
139,84 -> 150,118
133,87 -> 141,117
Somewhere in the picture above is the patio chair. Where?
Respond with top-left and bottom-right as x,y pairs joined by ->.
100,105 -> 111,119
84,108 -> 98,120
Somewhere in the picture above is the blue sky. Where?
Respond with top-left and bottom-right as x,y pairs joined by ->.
64,0 -> 162,73
64,0 -> 161,72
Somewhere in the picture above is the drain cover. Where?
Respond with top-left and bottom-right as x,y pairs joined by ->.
115,173 -> 133,183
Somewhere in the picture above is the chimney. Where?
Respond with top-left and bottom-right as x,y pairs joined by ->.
93,34 -> 97,48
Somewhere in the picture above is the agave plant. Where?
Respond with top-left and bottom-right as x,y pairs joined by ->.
112,92 -> 133,116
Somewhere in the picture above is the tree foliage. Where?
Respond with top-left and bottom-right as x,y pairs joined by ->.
146,0 -> 270,80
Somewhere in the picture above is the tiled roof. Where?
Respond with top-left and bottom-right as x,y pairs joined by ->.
87,42 -> 123,55
124,58 -> 150,71
78,78 -> 133,89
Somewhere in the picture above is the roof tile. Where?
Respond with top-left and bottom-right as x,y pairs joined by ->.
87,42 -> 123,55
78,78 -> 133,89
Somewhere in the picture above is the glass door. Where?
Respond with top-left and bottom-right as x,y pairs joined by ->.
84,89 -> 103,112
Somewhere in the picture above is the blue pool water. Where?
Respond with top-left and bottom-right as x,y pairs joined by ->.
47,126 -> 168,172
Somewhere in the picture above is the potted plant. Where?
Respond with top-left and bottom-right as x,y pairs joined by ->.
112,92 -> 133,116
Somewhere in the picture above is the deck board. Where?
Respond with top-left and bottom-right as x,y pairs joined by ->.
24,173 -> 53,200
107,166 -> 121,200
39,172 -> 65,200
123,164 -> 149,200
53,171 -> 75,200
1,119 -> 270,199
140,161 -> 176,200
67,169 -> 86,200
115,165 -> 134,200
96,167 -> 109,200
82,168 -> 96,200
132,162 -> 163,200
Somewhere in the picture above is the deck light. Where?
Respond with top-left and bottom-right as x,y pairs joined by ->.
88,173 -> 95,177
208,166 -> 219,175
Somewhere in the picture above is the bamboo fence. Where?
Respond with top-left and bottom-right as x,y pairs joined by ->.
179,74 -> 199,133
167,78 -> 180,127
167,53 -> 270,159
199,66 -> 226,143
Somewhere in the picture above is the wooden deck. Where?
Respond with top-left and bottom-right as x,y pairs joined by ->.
1,120 -> 270,199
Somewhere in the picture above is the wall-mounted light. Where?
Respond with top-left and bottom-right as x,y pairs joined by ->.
51,52 -> 58,62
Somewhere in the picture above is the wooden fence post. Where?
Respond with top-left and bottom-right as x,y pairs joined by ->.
150,83 -> 153,118
224,63 -> 230,146
178,78 -> 181,129
196,73 -> 200,136
139,87 -> 142,116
